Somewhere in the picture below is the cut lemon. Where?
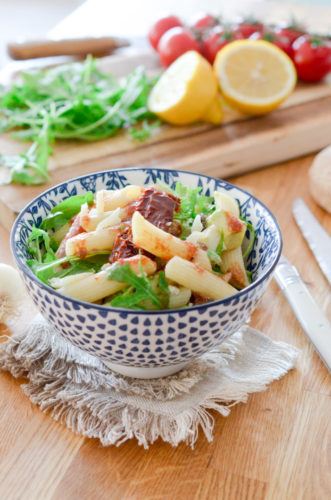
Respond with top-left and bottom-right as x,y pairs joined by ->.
214,40 -> 297,115
148,50 -> 218,125
201,95 -> 223,124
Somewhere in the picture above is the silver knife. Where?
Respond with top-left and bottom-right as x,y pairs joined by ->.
274,256 -> 331,372
293,198 -> 331,286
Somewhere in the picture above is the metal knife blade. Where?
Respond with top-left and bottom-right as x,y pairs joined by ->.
293,198 -> 331,286
274,256 -> 331,372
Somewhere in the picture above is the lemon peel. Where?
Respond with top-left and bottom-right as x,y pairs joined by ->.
214,40 -> 297,115
148,51 -> 219,125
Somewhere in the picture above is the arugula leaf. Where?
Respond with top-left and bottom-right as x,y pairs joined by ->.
128,118 -> 161,141
155,179 -> 215,239
157,271 -> 170,309
51,192 -> 94,218
27,256 -> 69,283
171,182 -> 214,238
27,251 -> 110,284
174,182 -> 214,218
27,225 -> 57,262
108,263 -> 168,309
0,58 -> 159,185
246,269 -> 252,283
40,191 -> 94,230
207,249 -> 221,265
240,218 -> 256,259
110,289 -> 149,309
215,230 -> 224,255
0,118 -> 51,185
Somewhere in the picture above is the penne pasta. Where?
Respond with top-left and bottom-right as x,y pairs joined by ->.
168,286 -> 191,309
131,211 -> 212,271
221,247 -> 250,289
96,208 -> 122,231
80,207 -> 119,232
214,190 -> 240,216
214,191 -> 249,289
58,256 -> 156,302
28,179 -> 255,309
96,190 -> 105,216
186,224 -> 220,251
50,272 -> 94,289
165,256 -> 237,300
103,185 -> 143,211
66,227 -> 119,257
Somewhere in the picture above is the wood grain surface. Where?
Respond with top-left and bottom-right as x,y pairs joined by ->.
1,60 -> 331,230
1,154 -> 330,500
1,0 -> 331,230
0,2 -> 331,498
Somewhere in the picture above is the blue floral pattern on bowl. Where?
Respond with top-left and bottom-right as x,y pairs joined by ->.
11,168 -> 282,374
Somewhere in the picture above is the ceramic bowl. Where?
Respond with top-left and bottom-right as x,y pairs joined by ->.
11,168 -> 282,378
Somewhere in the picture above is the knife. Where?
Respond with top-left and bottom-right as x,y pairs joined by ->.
293,198 -> 331,286
7,36 -> 130,60
274,255 -> 331,372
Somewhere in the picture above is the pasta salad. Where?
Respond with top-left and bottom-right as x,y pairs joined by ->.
27,181 -> 255,309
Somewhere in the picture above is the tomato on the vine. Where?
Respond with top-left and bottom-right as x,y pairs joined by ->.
232,18 -> 264,39
274,21 -> 306,45
190,12 -> 219,33
148,15 -> 183,50
202,26 -> 238,64
157,27 -> 201,67
292,35 -> 331,82
249,30 -> 293,57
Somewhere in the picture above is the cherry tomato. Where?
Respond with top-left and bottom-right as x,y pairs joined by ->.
157,27 -> 201,67
292,35 -> 331,82
232,18 -> 264,39
190,12 -> 219,33
202,26 -> 237,64
274,21 -> 306,45
148,15 -> 183,51
274,26 -> 306,44
249,30 -> 293,57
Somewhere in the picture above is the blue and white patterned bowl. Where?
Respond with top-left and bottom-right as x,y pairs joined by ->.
11,168 -> 282,378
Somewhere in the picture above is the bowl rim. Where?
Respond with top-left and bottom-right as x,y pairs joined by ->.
11,166 -> 283,315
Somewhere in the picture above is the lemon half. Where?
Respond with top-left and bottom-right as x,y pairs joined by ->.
214,40 -> 297,115
148,50 -> 218,125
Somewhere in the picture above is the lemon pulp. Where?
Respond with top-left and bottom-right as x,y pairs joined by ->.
214,40 -> 297,115
148,51 -> 219,125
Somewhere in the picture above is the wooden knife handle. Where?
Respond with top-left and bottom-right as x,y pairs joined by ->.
7,37 -> 130,60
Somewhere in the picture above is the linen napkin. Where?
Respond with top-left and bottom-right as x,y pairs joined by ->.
0,315 -> 299,449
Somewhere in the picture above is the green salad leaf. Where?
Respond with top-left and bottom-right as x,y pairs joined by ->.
27,225 -> 57,262
108,264 -> 169,309
27,251 -> 110,284
40,191 -> 94,230
240,218 -> 256,259
207,248 -> 221,265
174,182 -> 214,218
0,57 -> 159,185
156,179 -> 215,238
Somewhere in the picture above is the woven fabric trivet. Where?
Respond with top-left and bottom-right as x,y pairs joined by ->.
0,314 -> 299,449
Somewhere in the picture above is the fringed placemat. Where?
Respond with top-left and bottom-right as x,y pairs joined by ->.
0,315 -> 299,448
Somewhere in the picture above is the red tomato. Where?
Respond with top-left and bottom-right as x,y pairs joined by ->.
202,26 -> 237,64
274,22 -> 306,45
292,35 -> 331,82
190,12 -> 219,33
233,18 -> 264,39
148,15 -> 183,51
157,27 -> 201,67
249,30 -> 293,57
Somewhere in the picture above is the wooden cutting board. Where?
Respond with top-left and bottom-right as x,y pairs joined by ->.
1,50 -> 331,231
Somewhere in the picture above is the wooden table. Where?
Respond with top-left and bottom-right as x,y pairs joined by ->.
0,1 -> 331,498
0,154 -> 330,500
